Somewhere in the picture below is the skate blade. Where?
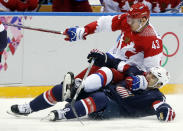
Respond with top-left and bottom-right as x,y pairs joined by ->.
62,73 -> 74,101
6,110 -> 28,118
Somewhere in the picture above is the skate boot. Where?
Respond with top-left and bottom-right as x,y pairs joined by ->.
47,108 -> 69,121
9,103 -> 32,116
62,72 -> 82,101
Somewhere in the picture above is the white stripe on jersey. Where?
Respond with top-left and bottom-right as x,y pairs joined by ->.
95,16 -> 114,33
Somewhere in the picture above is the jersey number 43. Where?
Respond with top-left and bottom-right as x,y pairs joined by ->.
152,40 -> 160,49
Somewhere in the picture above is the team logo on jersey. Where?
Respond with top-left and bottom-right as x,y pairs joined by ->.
124,36 -> 131,43
121,42 -> 136,59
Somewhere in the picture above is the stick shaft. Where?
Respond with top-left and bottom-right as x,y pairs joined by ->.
2,22 -> 63,35
71,59 -> 95,125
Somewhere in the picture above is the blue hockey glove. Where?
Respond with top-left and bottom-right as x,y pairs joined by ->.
64,27 -> 87,42
154,102 -> 176,122
125,75 -> 148,91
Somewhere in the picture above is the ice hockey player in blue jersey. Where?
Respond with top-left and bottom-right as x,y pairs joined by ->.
9,62 -> 175,122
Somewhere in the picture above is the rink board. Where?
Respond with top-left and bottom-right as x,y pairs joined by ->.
0,84 -> 183,98
0,13 -> 183,97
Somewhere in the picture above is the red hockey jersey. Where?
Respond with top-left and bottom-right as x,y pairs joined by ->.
84,14 -> 163,72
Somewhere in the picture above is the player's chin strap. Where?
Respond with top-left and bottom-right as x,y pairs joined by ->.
136,19 -> 149,32
148,79 -> 163,89
148,81 -> 159,89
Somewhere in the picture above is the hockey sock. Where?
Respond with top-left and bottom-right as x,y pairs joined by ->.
63,92 -> 108,119
83,67 -> 113,92
30,84 -> 63,112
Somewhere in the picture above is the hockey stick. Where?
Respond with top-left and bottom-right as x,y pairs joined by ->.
70,59 -> 95,125
2,22 -> 63,35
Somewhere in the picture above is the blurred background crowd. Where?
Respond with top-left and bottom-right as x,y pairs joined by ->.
0,0 -> 182,13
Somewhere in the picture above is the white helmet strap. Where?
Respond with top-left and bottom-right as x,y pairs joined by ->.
136,19 -> 148,32
148,79 -> 160,88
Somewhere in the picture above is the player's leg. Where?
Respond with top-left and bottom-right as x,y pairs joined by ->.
10,72 -> 75,116
81,67 -> 113,92
48,92 -> 109,121
89,98 -> 121,120
82,67 -> 125,93
10,84 -> 63,116
75,65 -> 100,79
9,66 -> 100,116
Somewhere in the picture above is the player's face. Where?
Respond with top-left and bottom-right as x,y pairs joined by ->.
127,17 -> 147,32
127,17 -> 141,32
145,72 -> 159,88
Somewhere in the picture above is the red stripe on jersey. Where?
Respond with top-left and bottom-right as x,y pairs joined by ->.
45,89 -> 57,104
172,111 -> 176,120
50,88 -> 57,101
84,21 -> 98,35
96,70 -> 107,86
152,100 -> 161,107
83,97 -> 96,114
116,86 -> 130,98
168,109 -> 172,121
0,52 -> 3,55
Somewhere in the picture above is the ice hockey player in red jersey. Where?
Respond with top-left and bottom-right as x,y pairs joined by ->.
62,2 -> 163,92
101,0 -> 182,13
0,0 -> 38,11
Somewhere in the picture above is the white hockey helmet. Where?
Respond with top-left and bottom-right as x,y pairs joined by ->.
149,66 -> 170,88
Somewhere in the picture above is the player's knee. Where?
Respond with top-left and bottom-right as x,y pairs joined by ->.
91,92 -> 109,111
83,74 -> 102,92
83,67 -> 113,92
81,92 -> 108,114
96,67 -> 113,86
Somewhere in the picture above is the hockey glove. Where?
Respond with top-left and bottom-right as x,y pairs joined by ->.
87,49 -> 107,67
125,75 -> 148,91
87,49 -> 123,68
63,27 -> 87,42
153,101 -> 176,122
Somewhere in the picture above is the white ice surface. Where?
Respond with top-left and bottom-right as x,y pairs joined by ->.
0,95 -> 183,131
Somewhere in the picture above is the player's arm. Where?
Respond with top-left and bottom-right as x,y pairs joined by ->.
152,100 -> 176,122
63,14 -> 127,42
87,49 -> 144,75
120,75 -> 148,91
143,38 -> 163,71
0,22 -> 8,63
114,74 -> 148,99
